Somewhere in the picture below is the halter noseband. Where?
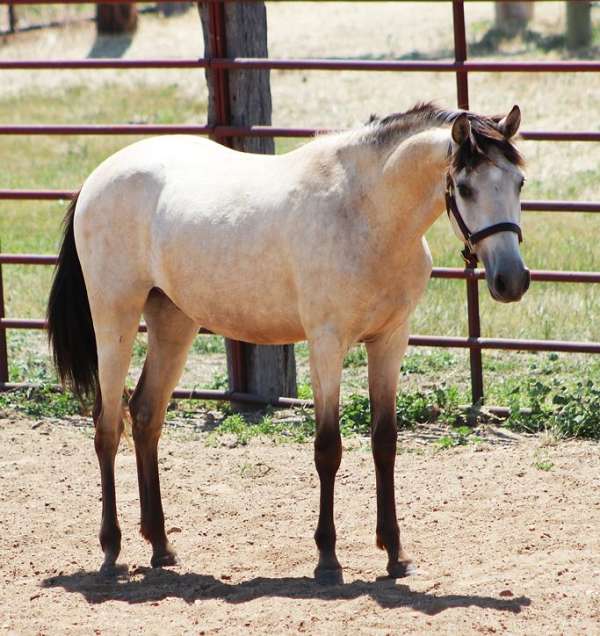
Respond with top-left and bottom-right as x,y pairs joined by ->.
445,172 -> 523,267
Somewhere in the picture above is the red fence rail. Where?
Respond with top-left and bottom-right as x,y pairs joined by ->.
1,0 -> 599,408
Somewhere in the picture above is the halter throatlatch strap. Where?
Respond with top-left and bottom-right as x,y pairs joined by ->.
445,173 -> 523,267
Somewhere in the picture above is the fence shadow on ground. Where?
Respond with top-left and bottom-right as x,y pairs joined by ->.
42,567 -> 531,615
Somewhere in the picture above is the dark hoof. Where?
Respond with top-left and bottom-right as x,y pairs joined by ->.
99,562 -> 129,578
151,550 -> 178,568
387,560 -> 417,579
314,566 -> 344,586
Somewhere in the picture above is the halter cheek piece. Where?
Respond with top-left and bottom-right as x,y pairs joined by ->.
445,173 -> 523,267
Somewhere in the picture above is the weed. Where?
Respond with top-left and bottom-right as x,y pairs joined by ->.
533,459 -> 554,472
435,425 -> 478,451
401,350 -> 456,376
205,412 -> 316,447
0,386 -> 82,419
297,382 -> 314,400
192,336 -> 226,355
339,394 -> 371,435
343,345 -> 367,368
131,336 -> 148,364
206,372 -> 229,391
504,374 -> 600,440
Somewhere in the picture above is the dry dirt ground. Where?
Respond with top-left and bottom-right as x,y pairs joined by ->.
1,414 -> 599,635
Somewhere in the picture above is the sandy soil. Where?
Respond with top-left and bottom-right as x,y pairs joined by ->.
1,414 -> 599,635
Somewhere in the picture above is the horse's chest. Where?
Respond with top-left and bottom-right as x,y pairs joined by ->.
357,249 -> 432,330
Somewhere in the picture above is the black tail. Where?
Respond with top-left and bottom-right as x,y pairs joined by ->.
47,193 -> 98,401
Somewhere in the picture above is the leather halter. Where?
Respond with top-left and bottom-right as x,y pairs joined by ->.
445,172 -> 523,267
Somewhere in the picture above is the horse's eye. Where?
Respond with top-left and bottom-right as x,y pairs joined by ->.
518,177 -> 525,192
457,183 -> 472,199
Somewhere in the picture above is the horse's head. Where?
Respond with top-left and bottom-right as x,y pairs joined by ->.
447,105 -> 529,303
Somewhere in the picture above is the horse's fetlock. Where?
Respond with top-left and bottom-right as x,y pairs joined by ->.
314,528 -> 336,552
99,524 -> 121,554
376,526 -> 399,553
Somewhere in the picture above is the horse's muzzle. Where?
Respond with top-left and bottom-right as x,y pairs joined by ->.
489,265 -> 530,303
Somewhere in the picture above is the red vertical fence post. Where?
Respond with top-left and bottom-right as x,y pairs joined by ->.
452,0 -> 484,405
0,260 -> 9,384
203,0 -> 247,394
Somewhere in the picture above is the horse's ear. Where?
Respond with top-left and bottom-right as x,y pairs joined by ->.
451,113 -> 471,145
498,104 -> 521,139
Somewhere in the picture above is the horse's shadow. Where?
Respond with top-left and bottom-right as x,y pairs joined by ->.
42,567 -> 531,616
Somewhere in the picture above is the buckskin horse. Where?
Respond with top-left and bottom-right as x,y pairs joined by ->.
47,102 -> 529,583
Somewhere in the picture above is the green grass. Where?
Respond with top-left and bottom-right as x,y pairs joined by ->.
1,82 -> 205,319
2,78 -> 600,438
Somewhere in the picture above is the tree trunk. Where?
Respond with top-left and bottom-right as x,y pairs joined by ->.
96,3 -> 138,34
494,2 -> 534,36
199,2 -> 297,403
8,4 -> 17,33
566,1 -> 592,50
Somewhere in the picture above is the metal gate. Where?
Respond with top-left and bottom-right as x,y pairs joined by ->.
1,0 -> 600,411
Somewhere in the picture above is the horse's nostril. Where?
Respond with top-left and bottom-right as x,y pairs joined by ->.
494,273 -> 507,295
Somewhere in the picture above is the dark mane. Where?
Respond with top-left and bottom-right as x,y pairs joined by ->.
365,102 -> 523,171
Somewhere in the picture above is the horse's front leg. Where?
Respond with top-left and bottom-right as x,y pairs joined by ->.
308,330 -> 347,585
366,323 -> 414,578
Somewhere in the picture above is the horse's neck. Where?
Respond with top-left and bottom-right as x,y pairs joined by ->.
366,127 -> 451,243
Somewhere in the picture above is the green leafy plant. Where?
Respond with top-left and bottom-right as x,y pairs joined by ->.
0,386 -> 82,419
343,345 -> 367,368
206,412 -> 316,446
435,425 -> 477,451
297,381 -> 313,400
192,336 -> 226,355
505,376 -> 600,440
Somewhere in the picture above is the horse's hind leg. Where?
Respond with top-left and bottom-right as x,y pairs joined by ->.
129,289 -> 198,567
308,328 -> 347,585
92,301 -> 143,575
366,322 -> 413,578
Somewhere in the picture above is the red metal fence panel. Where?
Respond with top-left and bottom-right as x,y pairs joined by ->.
0,0 -> 599,408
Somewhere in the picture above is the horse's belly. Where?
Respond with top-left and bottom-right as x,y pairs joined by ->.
188,300 -> 305,345
159,273 -> 306,345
